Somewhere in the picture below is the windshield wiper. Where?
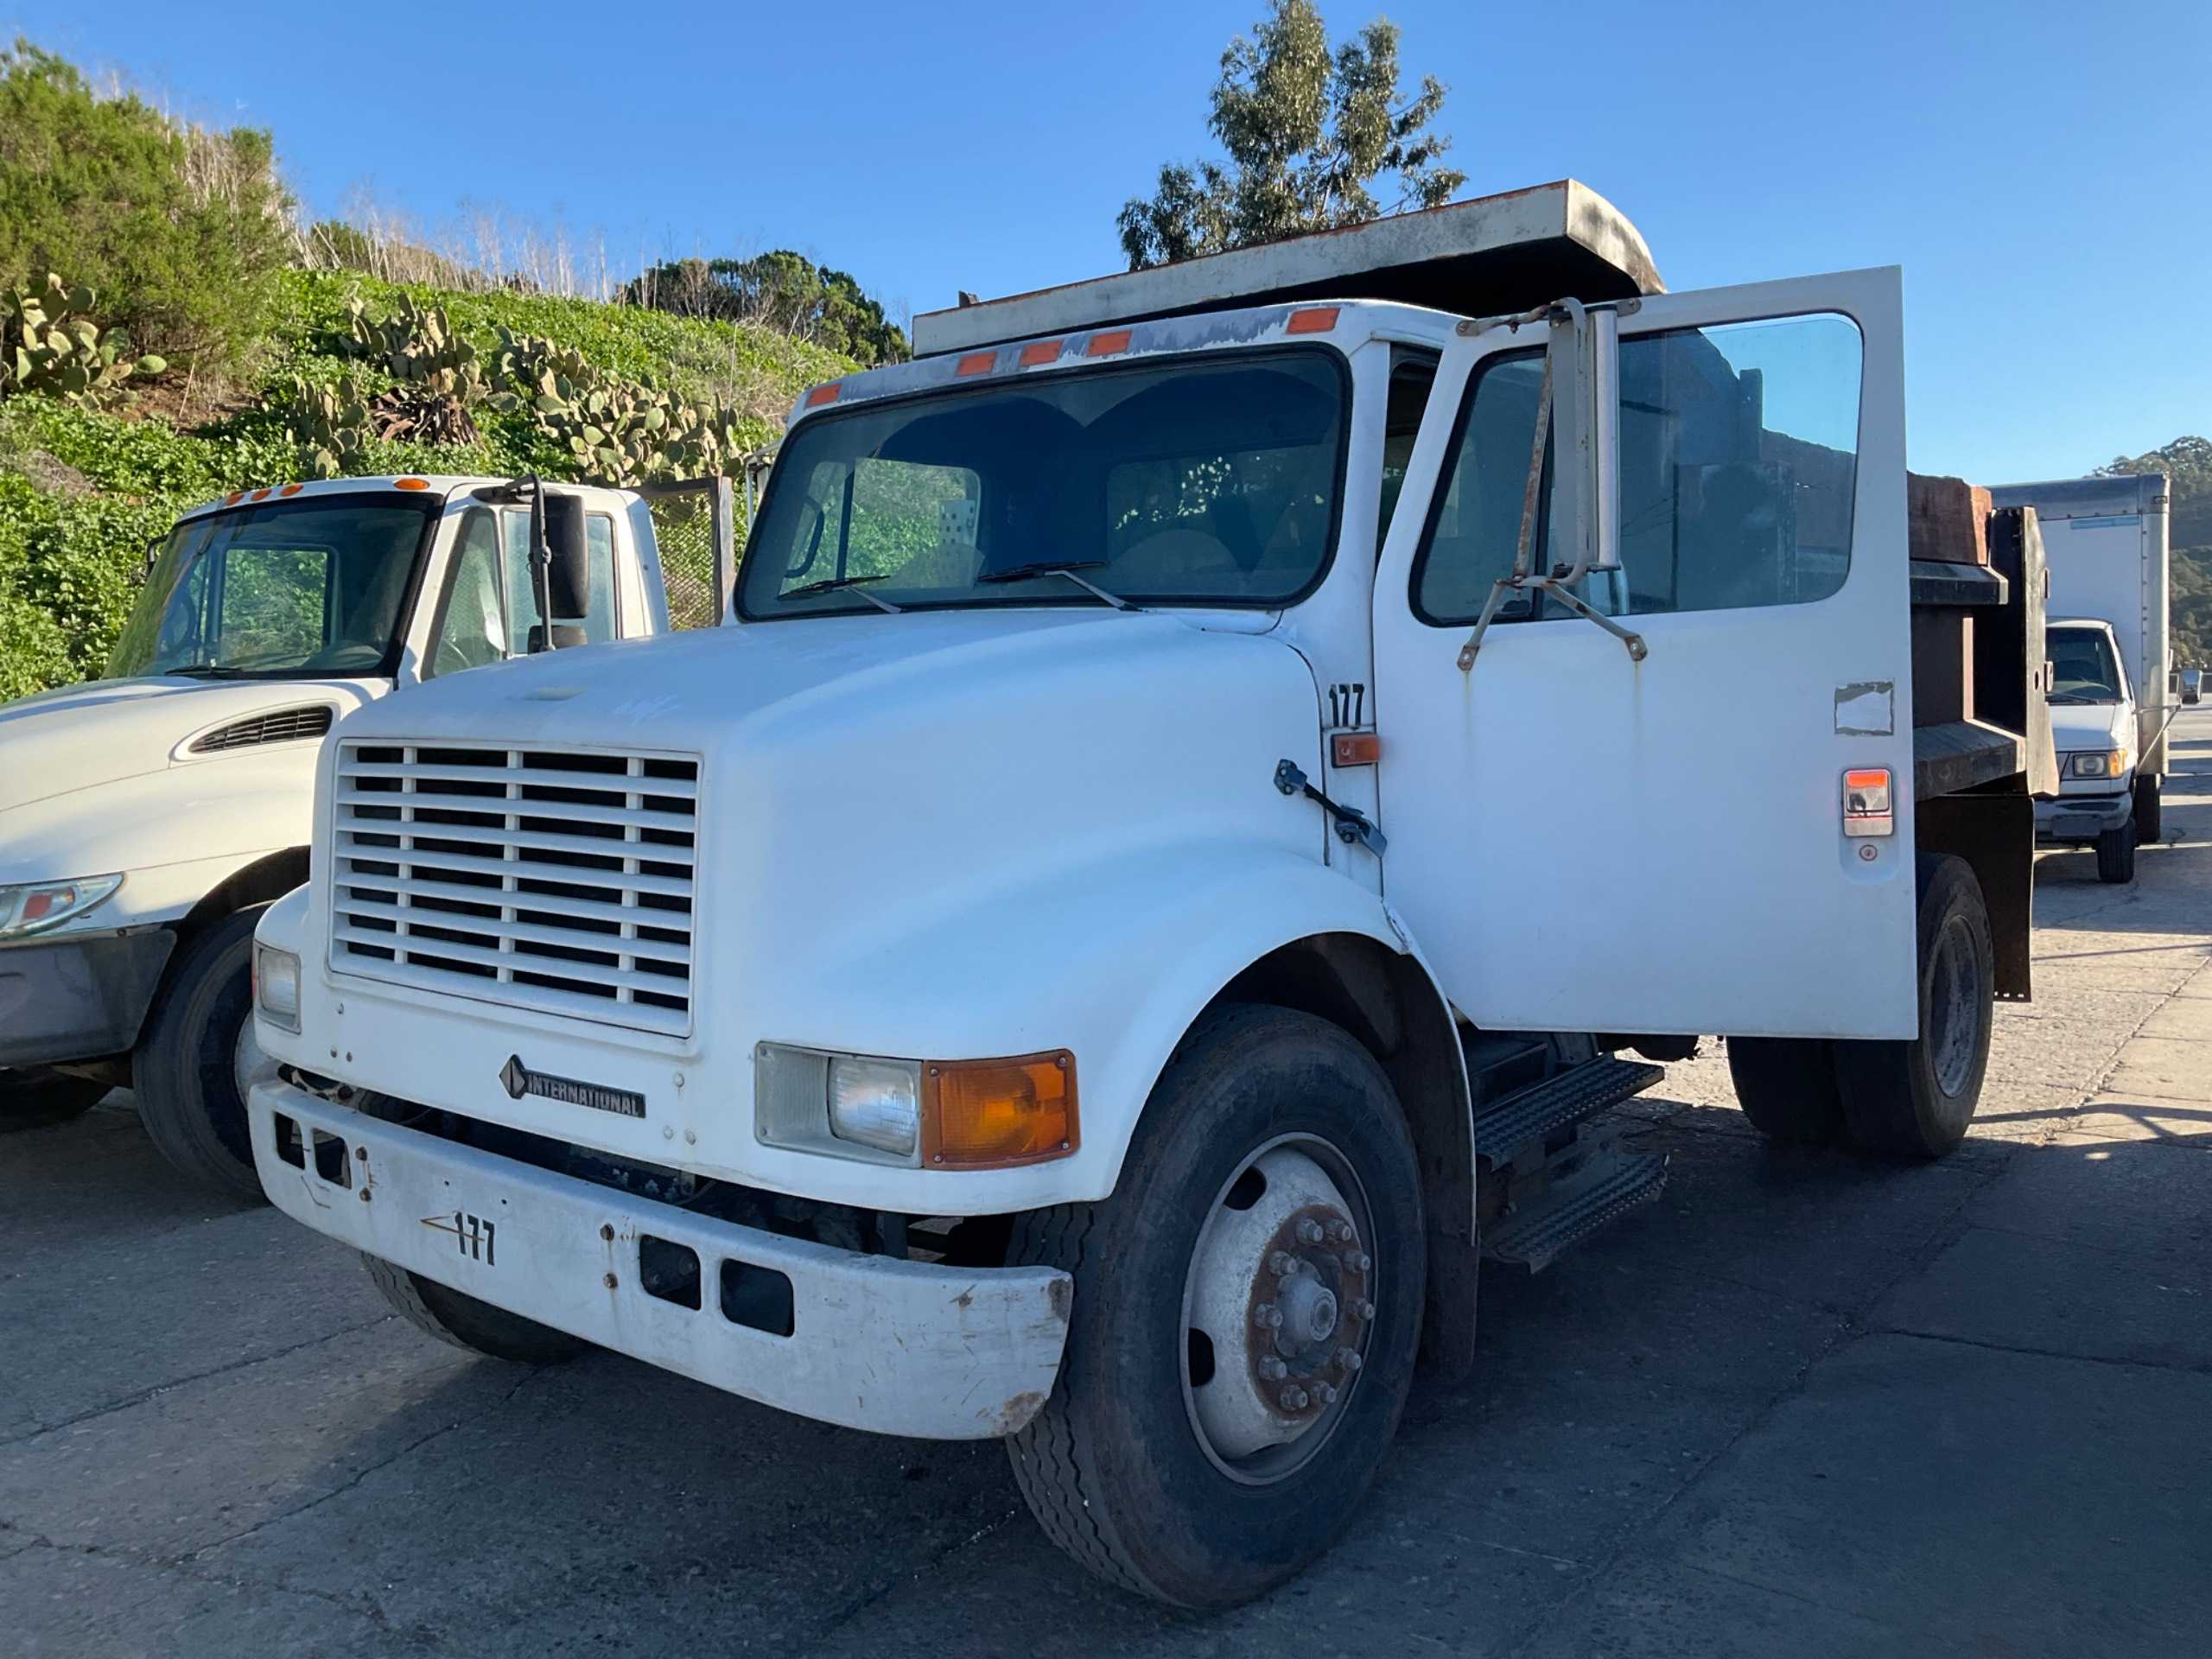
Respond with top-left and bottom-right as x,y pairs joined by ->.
976,559 -> 1138,611
780,574 -> 903,613
2046,693 -> 2106,705
163,664 -> 255,680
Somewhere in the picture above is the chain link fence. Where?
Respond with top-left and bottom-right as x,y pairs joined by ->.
639,461 -> 770,632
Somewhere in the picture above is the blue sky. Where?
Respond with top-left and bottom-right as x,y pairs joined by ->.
18,0 -> 2209,480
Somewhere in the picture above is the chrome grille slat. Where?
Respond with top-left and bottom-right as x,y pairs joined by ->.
331,740 -> 699,1035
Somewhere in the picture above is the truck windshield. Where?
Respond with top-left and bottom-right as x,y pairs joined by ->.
2047,627 -> 2125,703
105,494 -> 438,681
737,348 -> 1347,617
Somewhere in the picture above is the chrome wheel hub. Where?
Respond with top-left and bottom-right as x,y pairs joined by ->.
1181,1137 -> 1375,1483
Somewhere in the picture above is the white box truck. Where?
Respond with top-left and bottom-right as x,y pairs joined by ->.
0,474 -> 733,1192
1989,474 -> 2171,880
241,182 -> 2049,1606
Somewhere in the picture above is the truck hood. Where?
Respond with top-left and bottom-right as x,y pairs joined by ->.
2045,699 -> 2133,754
327,610 -> 1300,756
0,676 -> 385,814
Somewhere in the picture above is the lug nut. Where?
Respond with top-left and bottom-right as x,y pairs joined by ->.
1329,1220 -> 1356,1243
1258,1355 -> 1287,1381
1268,1250 -> 1294,1277
1254,1303 -> 1282,1330
1296,1218 -> 1326,1246
1337,1347 -> 1363,1372
1345,1249 -> 1372,1273
1355,1300 -> 1376,1321
1280,1386 -> 1309,1412
1315,1383 -> 1338,1406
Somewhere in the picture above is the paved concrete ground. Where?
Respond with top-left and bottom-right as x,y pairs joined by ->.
5,709 -> 2209,1658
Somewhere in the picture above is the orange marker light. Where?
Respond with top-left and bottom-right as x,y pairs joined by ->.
251,487 -> 272,501
1287,307 -> 1340,334
956,351 -> 997,376
279,483 -> 304,497
1018,339 -> 1064,367
1332,732 -> 1382,767
393,476 -> 432,491
1085,329 -> 1133,357
923,1051 -> 1077,1169
225,491 -> 246,505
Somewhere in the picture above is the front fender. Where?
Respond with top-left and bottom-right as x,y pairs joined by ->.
0,757 -> 313,928
747,837 -> 1427,1211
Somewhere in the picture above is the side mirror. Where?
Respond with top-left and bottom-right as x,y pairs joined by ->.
543,493 -> 592,621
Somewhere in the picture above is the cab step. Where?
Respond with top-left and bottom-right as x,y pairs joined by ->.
1482,1150 -> 1670,1272
1473,1056 -> 1664,1166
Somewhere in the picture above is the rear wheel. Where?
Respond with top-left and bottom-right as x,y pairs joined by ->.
1835,855 -> 1993,1158
135,906 -> 270,1200
1007,1004 -> 1425,1609
2097,818 -> 2138,884
1726,1037 -> 1846,1145
364,1255 -> 591,1364
0,1067 -> 108,1131
2134,774 -> 2163,844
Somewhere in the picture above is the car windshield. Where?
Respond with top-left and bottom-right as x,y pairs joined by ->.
105,494 -> 438,681
737,348 -> 1347,617
2047,627 -> 2125,703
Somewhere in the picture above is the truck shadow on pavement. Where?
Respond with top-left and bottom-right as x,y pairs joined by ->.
7,1077 -> 2209,1656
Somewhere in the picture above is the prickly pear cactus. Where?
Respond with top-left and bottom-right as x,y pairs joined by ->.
283,375 -> 375,479
488,328 -> 742,486
1,275 -> 165,405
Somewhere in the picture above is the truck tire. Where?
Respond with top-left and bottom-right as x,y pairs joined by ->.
1834,855 -> 1993,1159
363,1254 -> 590,1365
134,906 -> 270,1201
2134,774 -> 2163,844
1005,1004 -> 1426,1610
1725,1037 -> 1846,1145
2096,818 -> 2138,884
0,1067 -> 108,1131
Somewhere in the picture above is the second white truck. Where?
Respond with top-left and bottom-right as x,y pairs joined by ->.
243,183 -> 2050,1607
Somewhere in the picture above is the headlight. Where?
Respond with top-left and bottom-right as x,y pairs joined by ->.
0,874 -> 124,940
254,941 -> 302,1032
828,1057 -> 922,1157
2068,749 -> 2129,779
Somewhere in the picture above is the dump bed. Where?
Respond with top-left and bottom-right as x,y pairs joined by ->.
912,180 -> 1661,357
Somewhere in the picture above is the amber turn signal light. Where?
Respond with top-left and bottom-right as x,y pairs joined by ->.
922,1051 -> 1077,1169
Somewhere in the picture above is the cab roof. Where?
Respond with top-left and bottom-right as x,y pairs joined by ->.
176,474 -> 632,523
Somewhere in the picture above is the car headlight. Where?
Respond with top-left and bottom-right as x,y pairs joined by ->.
0,874 -> 124,940
254,941 -> 302,1033
828,1057 -> 923,1157
755,1043 -> 1077,1168
2068,749 -> 2129,779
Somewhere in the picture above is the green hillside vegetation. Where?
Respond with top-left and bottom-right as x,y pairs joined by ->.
2098,436 -> 2211,670
0,41 -> 855,701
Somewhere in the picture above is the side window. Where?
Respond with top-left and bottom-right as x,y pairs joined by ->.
427,508 -> 509,678
499,511 -> 619,645
1377,347 -> 1440,547
1413,313 -> 1864,624
217,546 -> 331,664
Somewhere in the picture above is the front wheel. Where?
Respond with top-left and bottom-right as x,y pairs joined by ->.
2097,818 -> 2138,884
1007,1004 -> 1426,1609
134,906 -> 270,1200
0,1067 -> 108,1131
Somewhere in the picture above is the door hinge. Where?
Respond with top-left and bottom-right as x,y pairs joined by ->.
1275,759 -> 1387,856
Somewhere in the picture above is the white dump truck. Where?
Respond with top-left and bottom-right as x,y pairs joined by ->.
245,182 -> 2050,1606
1989,474 -> 2171,881
0,474 -> 734,1192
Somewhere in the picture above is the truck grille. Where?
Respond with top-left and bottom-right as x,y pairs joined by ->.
330,741 -> 700,1036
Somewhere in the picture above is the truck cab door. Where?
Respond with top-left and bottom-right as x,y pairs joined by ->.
1370,268 -> 1918,1040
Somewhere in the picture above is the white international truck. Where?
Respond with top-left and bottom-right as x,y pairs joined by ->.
243,182 -> 2051,1607
1989,474 -> 2171,882
0,474 -> 734,1192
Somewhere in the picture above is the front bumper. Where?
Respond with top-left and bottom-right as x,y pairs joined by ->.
2035,791 -> 2131,842
0,928 -> 175,1069
248,1079 -> 1072,1440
